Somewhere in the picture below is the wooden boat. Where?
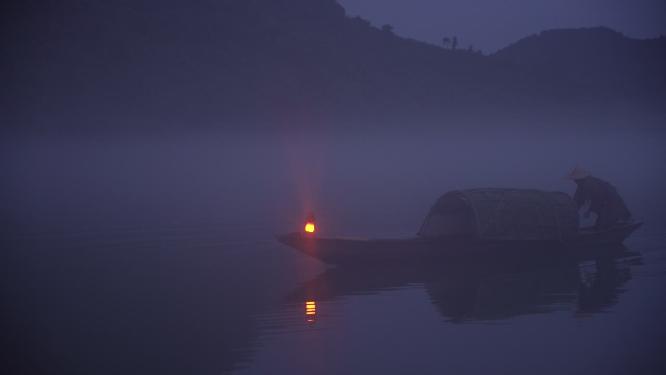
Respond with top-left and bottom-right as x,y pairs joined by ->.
277,189 -> 643,266
277,222 -> 642,266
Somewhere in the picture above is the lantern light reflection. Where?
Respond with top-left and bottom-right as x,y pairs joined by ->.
305,300 -> 317,323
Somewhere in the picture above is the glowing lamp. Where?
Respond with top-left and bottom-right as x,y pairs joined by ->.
304,222 -> 315,233
304,213 -> 316,234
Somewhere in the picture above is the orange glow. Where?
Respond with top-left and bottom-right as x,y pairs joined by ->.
305,300 -> 317,321
304,222 -> 316,233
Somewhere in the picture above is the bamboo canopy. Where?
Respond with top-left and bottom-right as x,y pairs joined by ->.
418,189 -> 579,241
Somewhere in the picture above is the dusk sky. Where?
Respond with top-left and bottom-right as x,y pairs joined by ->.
338,0 -> 666,52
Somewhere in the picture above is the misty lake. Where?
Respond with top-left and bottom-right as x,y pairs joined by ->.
3,127 -> 666,374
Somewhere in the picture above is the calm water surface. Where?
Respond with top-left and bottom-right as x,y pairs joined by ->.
3,129 -> 666,374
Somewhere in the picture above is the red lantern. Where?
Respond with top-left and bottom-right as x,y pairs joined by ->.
304,213 -> 316,234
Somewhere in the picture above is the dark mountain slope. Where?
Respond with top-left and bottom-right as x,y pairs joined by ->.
493,27 -> 666,110
3,2 -> 664,129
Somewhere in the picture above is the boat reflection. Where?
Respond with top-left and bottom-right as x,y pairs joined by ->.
289,245 -> 642,323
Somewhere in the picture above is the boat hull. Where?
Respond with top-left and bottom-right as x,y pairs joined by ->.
277,222 -> 642,266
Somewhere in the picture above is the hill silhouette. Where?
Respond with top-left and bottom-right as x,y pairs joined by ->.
493,27 -> 666,113
4,0 -> 665,130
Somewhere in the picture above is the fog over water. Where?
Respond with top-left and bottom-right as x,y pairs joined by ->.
4,126 -> 666,235
3,125 -> 666,374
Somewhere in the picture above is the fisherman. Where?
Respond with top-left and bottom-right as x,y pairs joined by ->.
567,167 -> 632,230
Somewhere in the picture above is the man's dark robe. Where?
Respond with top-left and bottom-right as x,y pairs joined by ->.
573,176 -> 631,229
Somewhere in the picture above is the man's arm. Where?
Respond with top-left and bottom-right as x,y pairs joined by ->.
573,186 -> 586,209
573,185 -> 592,218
